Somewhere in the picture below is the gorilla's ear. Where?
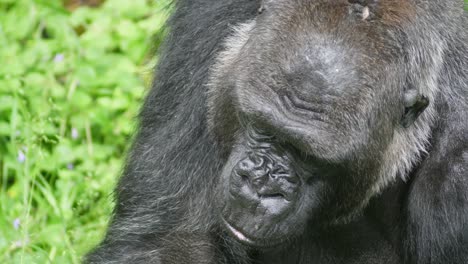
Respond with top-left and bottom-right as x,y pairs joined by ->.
401,89 -> 429,128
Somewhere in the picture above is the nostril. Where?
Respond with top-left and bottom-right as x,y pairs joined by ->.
241,175 -> 249,182
236,170 -> 250,182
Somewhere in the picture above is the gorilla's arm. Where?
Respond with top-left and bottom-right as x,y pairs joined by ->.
85,0 -> 257,263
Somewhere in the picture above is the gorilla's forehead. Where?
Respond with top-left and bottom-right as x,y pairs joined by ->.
232,24 -> 387,114
238,40 -> 362,106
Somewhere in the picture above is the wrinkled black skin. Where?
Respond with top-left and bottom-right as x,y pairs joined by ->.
86,0 -> 468,263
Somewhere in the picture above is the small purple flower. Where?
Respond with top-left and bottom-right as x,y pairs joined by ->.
17,150 -> 25,163
13,218 -> 20,230
67,163 -> 74,170
54,53 -> 65,63
13,238 -> 29,248
13,240 -> 23,247
71,128 -> 79,139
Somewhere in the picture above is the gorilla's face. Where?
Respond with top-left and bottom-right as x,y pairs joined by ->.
208,1 -> 421,247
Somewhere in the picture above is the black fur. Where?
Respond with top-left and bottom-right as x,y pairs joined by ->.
86,0 -> 468,263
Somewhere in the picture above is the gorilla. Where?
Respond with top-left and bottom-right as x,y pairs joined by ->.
86,0 -> 468,263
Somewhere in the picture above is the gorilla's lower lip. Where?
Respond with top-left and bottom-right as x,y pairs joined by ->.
221,218 -> 283,248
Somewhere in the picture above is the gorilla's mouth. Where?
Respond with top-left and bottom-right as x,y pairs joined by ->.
221,218 -> 286,248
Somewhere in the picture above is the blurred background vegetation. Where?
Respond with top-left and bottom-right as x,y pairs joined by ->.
0,0 -> 467,263
0,0 -> 171,263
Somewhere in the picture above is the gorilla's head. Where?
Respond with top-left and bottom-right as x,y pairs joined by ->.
208,0 -> 434,248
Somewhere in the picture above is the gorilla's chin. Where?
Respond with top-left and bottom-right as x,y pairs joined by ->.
220,189 -> 299,248
221,218 -> 288,248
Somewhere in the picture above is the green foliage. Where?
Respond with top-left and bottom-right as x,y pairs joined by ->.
0,0 -> 171,263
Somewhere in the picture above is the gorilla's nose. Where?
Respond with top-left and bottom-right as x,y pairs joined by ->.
234,153 -> 300,201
